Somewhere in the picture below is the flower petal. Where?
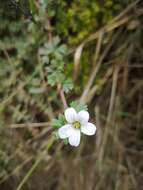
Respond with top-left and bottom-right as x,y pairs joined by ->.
64,107 -> 77,123
81,122 -> 96,136
58,124 -> 72,139
77,110 -> 89,124
68,129 -> 80,147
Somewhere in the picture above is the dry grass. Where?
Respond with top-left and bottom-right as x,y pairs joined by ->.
0,1 -> 143,190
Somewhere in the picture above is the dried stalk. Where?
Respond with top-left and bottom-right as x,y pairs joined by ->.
10,122 -> 50,129
80,30 -> 121,104
57,84 -> 68,109
98,64 -> 120,164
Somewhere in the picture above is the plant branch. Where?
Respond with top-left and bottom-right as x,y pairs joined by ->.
10,122 -> 50,128
57,84 -> 68,109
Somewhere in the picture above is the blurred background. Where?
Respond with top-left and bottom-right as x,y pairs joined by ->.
0,0 -> 143,189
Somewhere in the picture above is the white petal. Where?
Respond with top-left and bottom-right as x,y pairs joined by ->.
77,110 -> 89,124
81,122 -> 96,136
58,124 -> 72,139
68,129 -> 80,147
64,107 -> 77,123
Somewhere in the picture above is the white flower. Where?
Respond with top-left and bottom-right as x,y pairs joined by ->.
58,107 -> 97,147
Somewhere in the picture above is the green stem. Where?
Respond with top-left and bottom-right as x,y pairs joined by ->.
16,136 -> 55,190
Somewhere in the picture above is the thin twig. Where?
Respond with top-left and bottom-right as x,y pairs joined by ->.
107,65 -> 120,123
110,0 -> 141,23
73,43 -> 84,81
93,31 -> 104,66
10,122 -> 50,129
57,84 -> 68,109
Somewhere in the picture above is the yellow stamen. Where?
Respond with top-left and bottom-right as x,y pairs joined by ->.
73,121 -> 81,129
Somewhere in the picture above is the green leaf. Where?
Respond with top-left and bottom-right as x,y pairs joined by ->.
70,101 -> 88,112
29,0 -> 37,14
53,131 -> 60,139
62,79 -> 73,93
63,138 -> 68,145
58,114 -> 66,125
47,73 -> 57,86
53,36 -> 60,47
52,114 -> 66,129
57,44 -> 67,55
52,119 -> 62,129
48,71 -> 65,86
70,101 -> 77,110
42,56 -> 49,64
77,104 -> 88,112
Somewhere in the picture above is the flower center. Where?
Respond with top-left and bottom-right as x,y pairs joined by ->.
73,121 -> 81,129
